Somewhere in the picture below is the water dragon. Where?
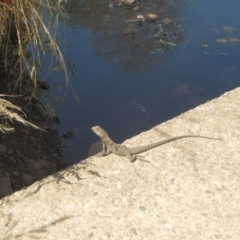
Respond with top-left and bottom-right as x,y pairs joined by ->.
92,126 -> 221,162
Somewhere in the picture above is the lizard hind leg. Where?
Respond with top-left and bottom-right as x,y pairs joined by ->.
127,153 -> 151,163
125,152 -> 137,162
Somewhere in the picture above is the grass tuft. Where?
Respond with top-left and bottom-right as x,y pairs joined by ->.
0,0 -> 68,131
0,95 -> 44,132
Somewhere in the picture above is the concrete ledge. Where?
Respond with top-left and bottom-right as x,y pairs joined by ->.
1,87 -> 240,239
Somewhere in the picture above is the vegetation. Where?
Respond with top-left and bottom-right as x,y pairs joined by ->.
0,94 -> 43,132
0,0 -> 68,132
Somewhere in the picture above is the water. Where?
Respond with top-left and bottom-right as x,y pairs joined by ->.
41,0 -> 240,162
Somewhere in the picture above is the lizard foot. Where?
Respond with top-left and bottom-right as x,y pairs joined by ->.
137,156 -> 151,163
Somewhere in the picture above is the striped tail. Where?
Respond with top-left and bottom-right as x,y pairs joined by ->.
129,135 -> 221,154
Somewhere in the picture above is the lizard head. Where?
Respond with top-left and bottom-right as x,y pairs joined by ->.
92,126 -> 106,138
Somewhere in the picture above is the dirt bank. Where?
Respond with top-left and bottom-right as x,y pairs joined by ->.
0,88 -> 71,198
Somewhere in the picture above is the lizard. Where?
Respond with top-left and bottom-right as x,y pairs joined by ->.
92,126 -> 221,162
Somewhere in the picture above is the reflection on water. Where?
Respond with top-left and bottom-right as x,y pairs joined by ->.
68,0 -> 186,70
42,0 -> 240,162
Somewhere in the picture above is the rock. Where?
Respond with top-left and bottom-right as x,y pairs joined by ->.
112,0 -> 139,9
56,145 -> 65,157
145,13 -> 159,23
123,19 -> 143,35
34,103 -> 46,119
20,130 -> 29,135
22,173 -> 34,185
7,149 -> 13,155
0,173 -> 13,198
16,159 -> 25,167
52,153 -> 59,158
30,136 -> 36,143
216,37 -> 239,43
22,157 -> 30,165
12,171 -> 19,176
62,129 -> 77,139
0,144 -> 7,155
50,128 -> 60,136
163,18 -> 176,26
28,160 -> 57,181
52,114 -> 60,124
22,87 -> 40,102
37,80 -> 50,90
58,162 -> 70,168
16,149 -> 24,159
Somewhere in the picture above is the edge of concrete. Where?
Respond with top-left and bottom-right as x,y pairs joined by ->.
1,87 -> 240,239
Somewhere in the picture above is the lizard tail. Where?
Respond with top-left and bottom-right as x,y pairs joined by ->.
130,135 -> 221,154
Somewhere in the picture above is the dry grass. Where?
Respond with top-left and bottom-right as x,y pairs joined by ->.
0,0 -> 69,92
0,95 -> 43,132
0,0 -> 69,131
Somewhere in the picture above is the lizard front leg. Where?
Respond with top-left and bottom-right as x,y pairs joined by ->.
96,141 -> 110,157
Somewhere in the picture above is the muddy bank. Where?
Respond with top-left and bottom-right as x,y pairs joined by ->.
0,84 -> 72,199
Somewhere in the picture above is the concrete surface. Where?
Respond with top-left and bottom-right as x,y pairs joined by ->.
1,87 -> 240,240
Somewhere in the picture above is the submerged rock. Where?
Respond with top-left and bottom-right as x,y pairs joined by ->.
112,0 -> 140,9
62,129 -> 77,139
163,18 -> 176,26
216,37 -> 239,43
159,39 -> 177,46
123,18 -> 143,35
145,13 -> 159,23
222,26 -> 234,32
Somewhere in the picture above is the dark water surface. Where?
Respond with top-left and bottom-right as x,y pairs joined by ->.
41,0 -> 240,162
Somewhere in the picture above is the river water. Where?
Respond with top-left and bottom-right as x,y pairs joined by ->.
40,0 -> 240,162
